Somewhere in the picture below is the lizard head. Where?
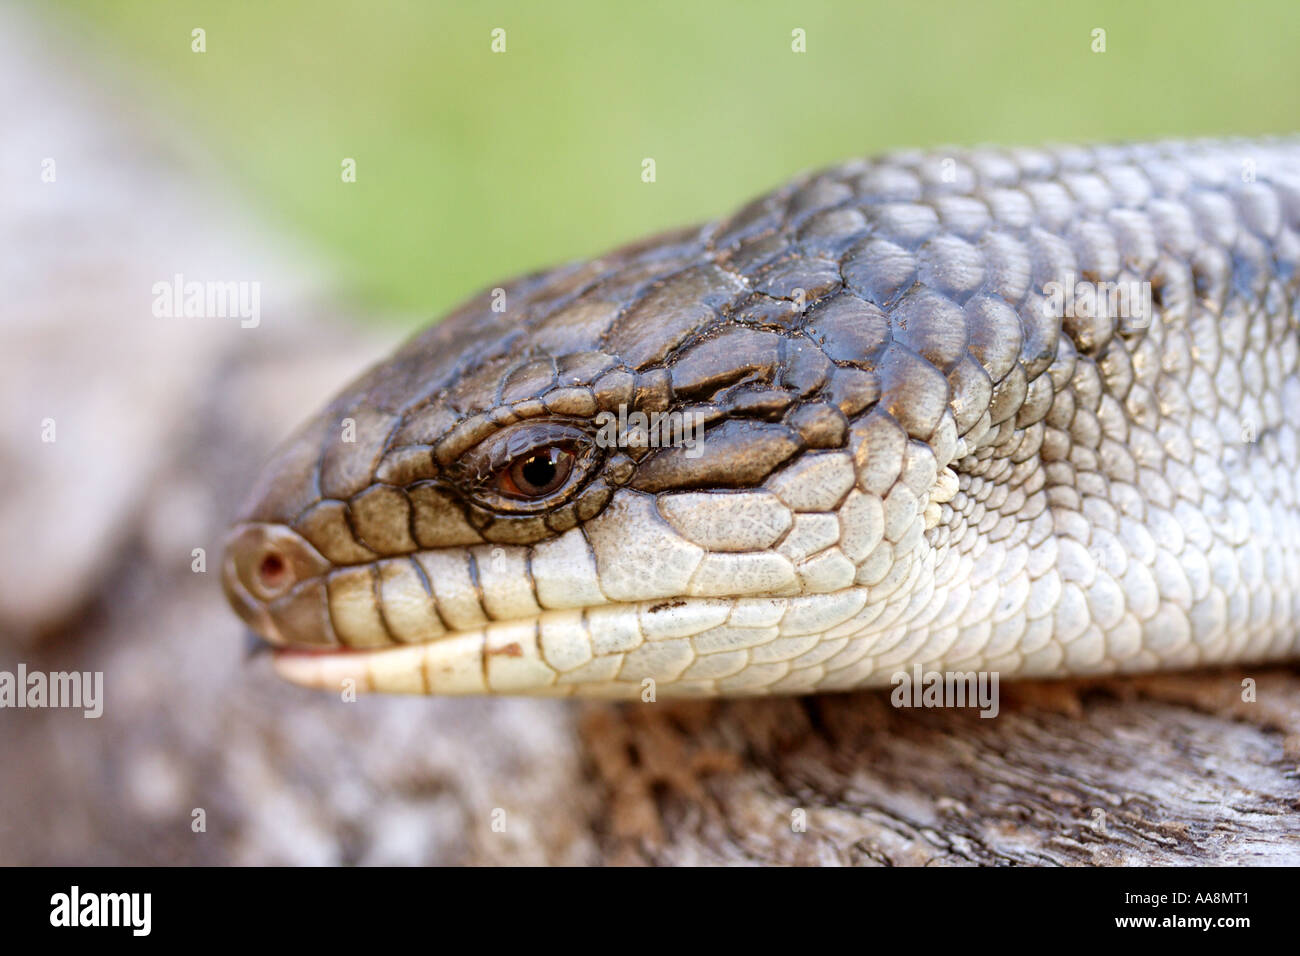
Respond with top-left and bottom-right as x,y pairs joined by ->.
224,164 -> 1067,698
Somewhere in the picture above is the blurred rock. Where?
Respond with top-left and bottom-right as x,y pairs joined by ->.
0,4 -> 352,637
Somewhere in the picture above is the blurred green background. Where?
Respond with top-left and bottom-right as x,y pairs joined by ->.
49,0 -> 1300,324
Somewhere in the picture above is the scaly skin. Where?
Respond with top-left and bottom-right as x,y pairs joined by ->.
222,138 -> 1300,698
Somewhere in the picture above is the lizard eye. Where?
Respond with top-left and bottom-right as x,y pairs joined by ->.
458,420 -> 602,514
495,445 -> 576,498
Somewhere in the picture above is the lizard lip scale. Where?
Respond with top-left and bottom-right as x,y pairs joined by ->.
223,138 -> 1300,699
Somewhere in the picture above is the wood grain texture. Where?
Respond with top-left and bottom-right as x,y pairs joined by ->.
578,673 -> 1300,864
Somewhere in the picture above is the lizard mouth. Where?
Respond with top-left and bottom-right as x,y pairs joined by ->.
224,519 -> 876,697
271,631 -> 501,695
266,588 -> 871,698
222,521 -> 772,697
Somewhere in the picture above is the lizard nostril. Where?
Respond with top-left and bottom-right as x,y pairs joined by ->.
223,523 -> 332,648
257,551 -> 290,592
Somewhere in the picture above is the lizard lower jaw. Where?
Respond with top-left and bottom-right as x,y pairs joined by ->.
269,587 -> 877,698
273,631 -> 493,695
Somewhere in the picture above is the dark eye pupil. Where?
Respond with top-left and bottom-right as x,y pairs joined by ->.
520,453 -> 557,489
504,445 -> 573,498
